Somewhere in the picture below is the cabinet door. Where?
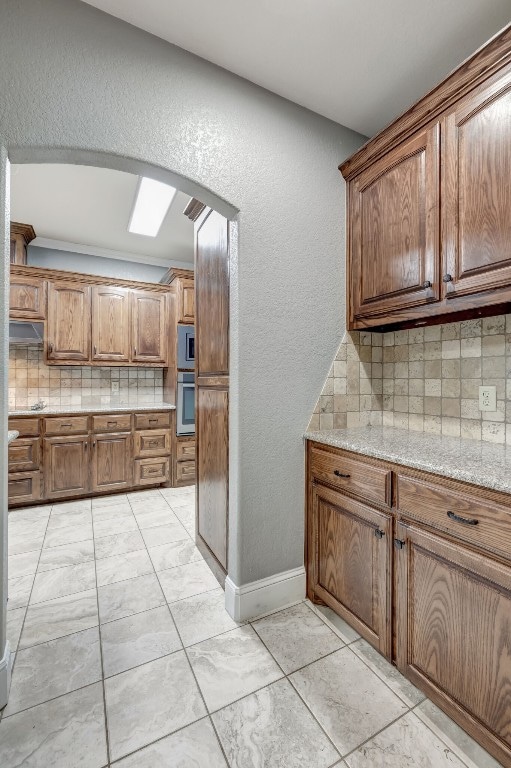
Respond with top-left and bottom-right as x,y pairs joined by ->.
197,386 -> 228,569
91,432 -> 131,493
9,276 -> 47,320
349,125 -> 440,325
43,435 -> 89,499
92,285 -> 130,362
179,278 -> 195,324
396,522 -> 511,765
443,68 -> 511,300
131,290 -> 167,364
309,483 -> 392,657
196,210 -> 229,376
47,281 -> 91,362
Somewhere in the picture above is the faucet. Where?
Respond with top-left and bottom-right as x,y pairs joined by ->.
29,400 -> 46,411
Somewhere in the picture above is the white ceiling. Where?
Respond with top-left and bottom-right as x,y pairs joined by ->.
81,0 -> 511,137
10,164 -> 195,266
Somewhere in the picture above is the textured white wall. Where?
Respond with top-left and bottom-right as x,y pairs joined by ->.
0,0 -> 364,619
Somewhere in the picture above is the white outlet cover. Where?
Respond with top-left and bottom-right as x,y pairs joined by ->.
111,381 -> 120,393
479,385 -> 497,412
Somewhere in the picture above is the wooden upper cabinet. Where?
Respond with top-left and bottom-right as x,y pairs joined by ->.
442,67 -> 511,300
396,522 -> 511,766
180,278 -> 195,324
9,275 -> 47,320
92,285 -> 131,362
131,290 -> 167,364
196,209 -> 229,377
10,222 -> 35,266
47,281 -> 91,362
349,125 -> 440,325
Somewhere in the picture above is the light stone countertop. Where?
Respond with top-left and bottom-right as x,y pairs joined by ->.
305,426 -> 511,495
9,401 -> 176,417
7,430 -> 19,443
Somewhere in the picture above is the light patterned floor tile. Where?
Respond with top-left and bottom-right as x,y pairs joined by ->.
93,515 -> 138,538
50,499 -> 91,515
170,588 -> 242,647
309,602 -> 361,644
7,574 -> 34,611
43,522 -> 93,549
98,573 -> 165,624
345,712 -> 468,768
213,678 -> 340,768
20,589 -> 99,649
37,539 -> 95,572
5,627 -> 102,715
95,549 -> 154,587
148,539 -> 203,572
6,607 -> 26,653
0,683 -> 107,768
46,510 -> 92,530
101,605 -> 181,677
158,560 -> 219,604
133,508 -> 179,530
140,521 -> 189,548
252,602 -> 344,673
351,638 -> 425,707
8,550 -> 40,579
30,561 -> 96,604
94,530 -> 145,560
105,651 -> 206,761
290,648 -> 408,755
187,625 -> 283,712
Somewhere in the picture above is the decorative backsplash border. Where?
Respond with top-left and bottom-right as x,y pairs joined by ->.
309,314 -> 511,445
8,345 -> 164,409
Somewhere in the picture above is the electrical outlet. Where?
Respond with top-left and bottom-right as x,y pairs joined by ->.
111,381 -> 120,394
479,385 -> 497,412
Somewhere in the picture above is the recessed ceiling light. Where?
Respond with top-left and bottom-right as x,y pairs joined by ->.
128,177 -> 177,237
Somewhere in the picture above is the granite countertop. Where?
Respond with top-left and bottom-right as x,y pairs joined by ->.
9,401 -> 176,416
305,426 -> 511,495
7,430 -> 19,444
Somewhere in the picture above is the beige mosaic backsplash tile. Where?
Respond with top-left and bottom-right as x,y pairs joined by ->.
309,314 -> 511,445
9,345 -> 164,409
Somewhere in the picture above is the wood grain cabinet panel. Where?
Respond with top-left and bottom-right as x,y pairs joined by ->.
8,438 -> 41,473
309,446 -> 391,507
8,471 -> 41,505
8,418 -> 39,437
134,429 -> 171,458
396,522 -> 511,766
92,285 -> 131,362
133,412 -> 171,430
349,125 -> 440,325
131,290 -> 167,364
47,281 -> 91,362
197,386 -> 228,570
9,276 -> 47,320
44,416 -> 89,435
134,457 -> 170,485
92,413 -> 132,432
180,278 -> 195,324
91,432 -> 131,493
309,482 -> 392,657
43,435 -> 89,499
176,460 -> 196,484
177,438 -> 196,461
443,67 -> 511,300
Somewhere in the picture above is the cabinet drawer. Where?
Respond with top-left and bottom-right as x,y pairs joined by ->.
44,416 -> 89,435
309,445 -> 391,507
134,457 -> 170,485
177,439 -> 195,461
134,412 -> 171,430
176,460 -> 196,484
8,418 -> 40,437
9,438 -> 41,472
8,471 -> 41,505
92,413 -> 132,432
397,474 -> 511,559
134,430 -> 171,458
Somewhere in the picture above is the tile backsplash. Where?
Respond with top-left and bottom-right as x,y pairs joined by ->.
309,314 -> 511,445
9,345 -> 164,409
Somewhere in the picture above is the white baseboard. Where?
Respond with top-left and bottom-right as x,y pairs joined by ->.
0,642 -> 12,710
225,566 -> 306,622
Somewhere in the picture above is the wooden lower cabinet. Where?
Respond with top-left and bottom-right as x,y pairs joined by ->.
306,439 -> 511,766
174,436 -> 196,487
396,522 -> 511,766
309,482 -> 392,657
43,435 -> 89,499
8,471 -> 41,504
91,432 -> 132,493
135,457 -> 170,485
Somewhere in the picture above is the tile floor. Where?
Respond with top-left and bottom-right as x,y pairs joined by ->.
1,486 -> 503,767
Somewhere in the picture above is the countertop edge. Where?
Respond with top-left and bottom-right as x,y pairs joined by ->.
304,429 -> 511,496
9,403 -> 176,417
7,430 -> 19,444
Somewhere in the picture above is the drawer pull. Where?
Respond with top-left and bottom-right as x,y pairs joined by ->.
107,421 -> 117,426
334,470 -> 351,478
149,418 -> 158,423
394,539 -> 406,549
374,528 -> 385,539
447,511 -> 478,526
60,423 -> 72,427
148,440 -> 159,446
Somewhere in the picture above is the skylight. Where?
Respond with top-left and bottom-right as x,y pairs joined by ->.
128,177 -> 176,237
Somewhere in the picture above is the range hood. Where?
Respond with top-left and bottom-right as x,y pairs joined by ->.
9,321 -> 44,345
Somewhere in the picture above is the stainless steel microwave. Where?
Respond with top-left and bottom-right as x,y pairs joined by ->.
177,324 -> 195,370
